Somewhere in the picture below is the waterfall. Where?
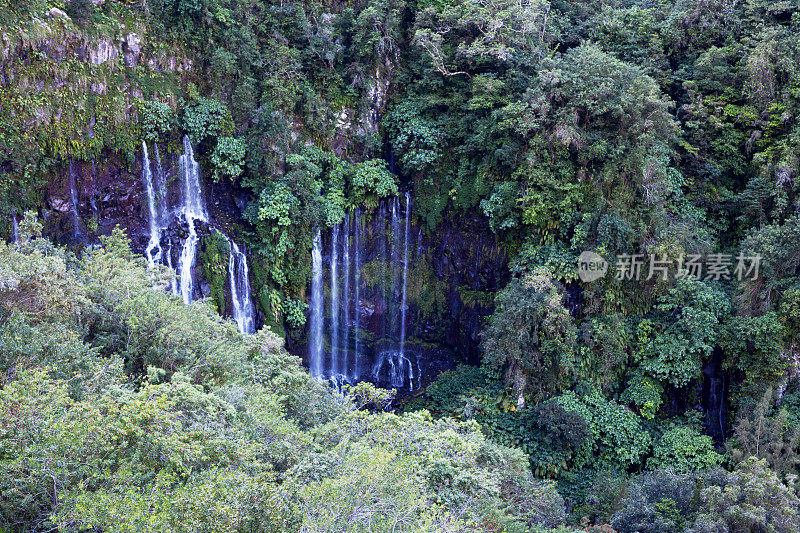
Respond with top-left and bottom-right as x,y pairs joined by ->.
308,196 -> 418,389
371,194 -> 415,390
309,230 -> 324,378
68,160 -> 81,237
353,210 -> 361,380
329,225 -> 340,380
228,238 -> 256,334
139,139 -> 259,333
142,141 -> 162,269
178,218 -> 198,304
399,193 -> 410,359
342,215 -> 351,381
177,136 -> 207,305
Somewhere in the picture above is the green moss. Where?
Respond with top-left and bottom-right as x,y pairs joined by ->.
456,287 -> 495,309
200,231 -> 230,315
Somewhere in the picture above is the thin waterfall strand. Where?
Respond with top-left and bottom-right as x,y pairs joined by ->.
68,160 -> 81,237
11,210 -> 19,245
142,141 -> 162,269
165,242 -> 178,295
329,225 -> 340,379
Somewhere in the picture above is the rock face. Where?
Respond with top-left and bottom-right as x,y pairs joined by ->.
47,8 -> 69,19
90,40 -> 119,65
40,144 -> 249,305
43,157 -> 144,247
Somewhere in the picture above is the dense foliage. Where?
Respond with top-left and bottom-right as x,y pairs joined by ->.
1,224 -> 573,532
3,0 -> 800,530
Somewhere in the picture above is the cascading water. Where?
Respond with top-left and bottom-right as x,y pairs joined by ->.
353,210 -> 361,381
138,139 -> 260,333
228,238 -> 256,334
177,135 -> 207,305
372,194 -> 415,389
309,231 -> 324,378
308,196 -> 418,390
142,141 -> 162,269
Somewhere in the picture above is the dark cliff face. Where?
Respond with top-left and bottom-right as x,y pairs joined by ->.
43,157 -> 147,248
39,145 -> 250,309
422,211 -> 508,367
37,147 -> 508,392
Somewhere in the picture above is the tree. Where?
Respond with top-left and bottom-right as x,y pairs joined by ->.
481,269 -> 576,401
692,458 -> 800,533
728,388 -> 800,481
636,278 -> 730,388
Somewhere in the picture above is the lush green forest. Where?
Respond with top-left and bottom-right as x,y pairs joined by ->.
2,0 -> 800,531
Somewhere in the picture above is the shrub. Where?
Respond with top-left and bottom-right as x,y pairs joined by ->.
648,426 -> 723,472
140,100 -> 176,142
211,136 -> 247,182
182,97 -> 234,144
